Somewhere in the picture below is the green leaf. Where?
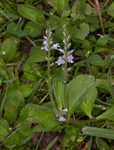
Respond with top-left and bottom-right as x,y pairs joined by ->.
18,104 -> 59,130
87,55 -> 104,66
82,127 -> 114,140
71,1 -> 92,20
22,63 -> 40,81
53,79 -> 64,111
80,85 -> 97,118
4,124 -> 34,148
56,0 -> 69,15
18,84 -> 33,98
13,145 -> 27,150
96,138 -> 109,150
47,137 -> 59,149
96,35 -> 109,46
72,23 -> 89,40
0,119 -> 9,141
62,125 -> 80,146
0,37 -> 19,62
27,46 -> 47,63
49,15 -> 68,41
67,75 -> 97,117
0,16 -> 5,24
97,106 -> 114,121
7,22 -> 28,38
17,4 -> 45,23
109,3 -> 114,18
4,87 -> 24,124
24,21 -> 44,38
96,79 -> 112,93
86,16 -> 99,32
95,47 -> 108,53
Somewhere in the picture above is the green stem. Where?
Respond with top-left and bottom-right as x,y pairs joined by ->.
26,36 -> 36,47
47,36 -> 57,114
63,48 -> 68,109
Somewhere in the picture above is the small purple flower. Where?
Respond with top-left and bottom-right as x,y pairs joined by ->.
56,53 -> 74,66
52,43 -> 60,50
61,108 -> 68,113
58,115 -> 66,122
41,29 -> 53,51
67,55 -> 74,63
56,56 -> 65,65
41,46 -> 48,51
57,48 -> 64,53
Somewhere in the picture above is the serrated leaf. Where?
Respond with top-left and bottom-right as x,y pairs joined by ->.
18,104 -> 59,130
0,119 -> 9,141
67,75 -> 97,117
4,124 -> 34,148
27,46 -> 47,63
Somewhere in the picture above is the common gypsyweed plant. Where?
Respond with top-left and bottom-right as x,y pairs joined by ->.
42,24 -> 74,122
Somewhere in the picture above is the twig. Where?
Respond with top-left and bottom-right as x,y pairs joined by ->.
87,0 -> 97,8
102,0 -> 110,9
6,62 -> 20,66
95,0 -> 105,34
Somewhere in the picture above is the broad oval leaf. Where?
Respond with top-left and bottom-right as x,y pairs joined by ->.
0,37 -> 19,62
87,55 -> 104,66
4,124 -> 34,148
17,4 -> 45,23
4,87 -> 24,124
24,21 -> 45,38
27,46 -> 47,63
18,104 -> 59,130
7,22 -> 28,38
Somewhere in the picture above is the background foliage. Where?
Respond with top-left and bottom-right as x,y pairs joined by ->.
0,0 -> 114,149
